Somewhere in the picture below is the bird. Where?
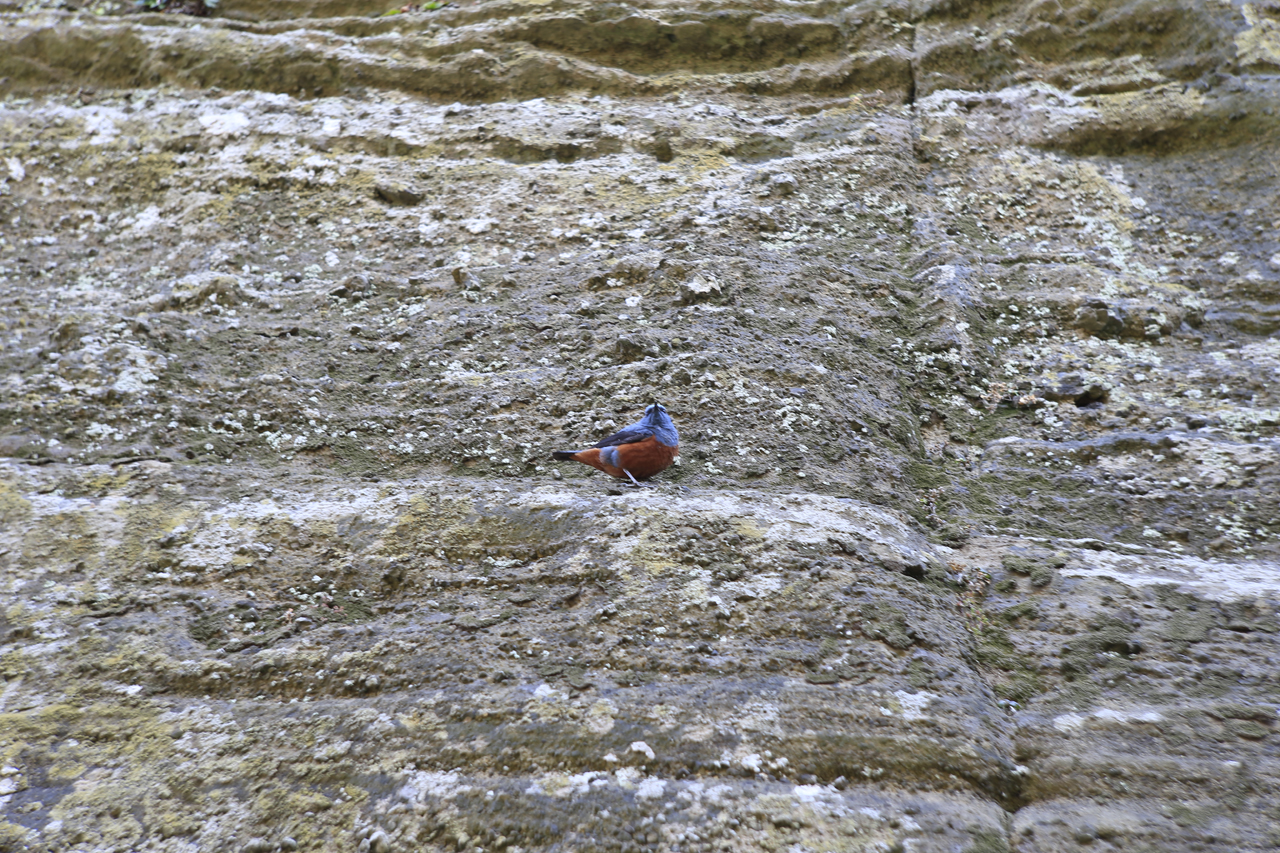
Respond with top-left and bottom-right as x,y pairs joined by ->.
551,402 -> 679,486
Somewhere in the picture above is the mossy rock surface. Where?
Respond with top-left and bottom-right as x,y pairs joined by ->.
3,0 -> 1280,848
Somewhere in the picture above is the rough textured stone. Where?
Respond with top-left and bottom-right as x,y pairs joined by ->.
1,0 -> 1280,851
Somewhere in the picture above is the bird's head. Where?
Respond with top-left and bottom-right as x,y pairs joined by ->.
643,402 -> 668,424
641,403 -> 678,447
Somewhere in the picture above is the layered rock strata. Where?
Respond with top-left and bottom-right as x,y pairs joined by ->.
2,0 -> 1279,851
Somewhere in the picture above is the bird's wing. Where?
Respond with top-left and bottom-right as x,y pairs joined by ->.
591,425 -> 655,448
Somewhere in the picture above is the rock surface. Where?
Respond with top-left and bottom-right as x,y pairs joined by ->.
1,0 -> 1280,851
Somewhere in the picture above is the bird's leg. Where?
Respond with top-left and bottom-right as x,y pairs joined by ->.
622,469 -> 651,488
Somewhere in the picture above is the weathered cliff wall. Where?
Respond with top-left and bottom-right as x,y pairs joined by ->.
2,0 -> 1279,850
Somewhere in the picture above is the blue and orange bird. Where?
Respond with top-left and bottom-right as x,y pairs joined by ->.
552,402 -> 680,486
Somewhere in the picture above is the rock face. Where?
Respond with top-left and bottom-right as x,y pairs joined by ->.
1,0 -> 1279,850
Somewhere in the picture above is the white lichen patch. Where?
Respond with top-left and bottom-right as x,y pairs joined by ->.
891,690 -> 939,722
1062,550 -> 1280,602
399,770 -> 474,803
1053,708 -> 1163,733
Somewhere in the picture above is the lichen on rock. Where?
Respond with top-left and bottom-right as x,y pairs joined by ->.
2,0 -> 1280,849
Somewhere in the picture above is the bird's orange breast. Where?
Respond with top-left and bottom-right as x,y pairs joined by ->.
570,436 -> 678,480
614,436 -> 679,480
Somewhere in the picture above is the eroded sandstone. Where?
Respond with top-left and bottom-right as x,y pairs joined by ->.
2,0 -> 1279,851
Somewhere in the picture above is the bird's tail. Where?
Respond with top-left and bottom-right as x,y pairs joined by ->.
551,450 -> 579,461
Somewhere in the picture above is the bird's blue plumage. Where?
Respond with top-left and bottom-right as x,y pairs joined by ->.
592,403 -> 679,450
